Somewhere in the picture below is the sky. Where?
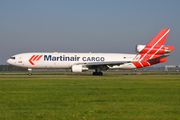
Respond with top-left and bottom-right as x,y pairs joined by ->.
0,0 -> 180,66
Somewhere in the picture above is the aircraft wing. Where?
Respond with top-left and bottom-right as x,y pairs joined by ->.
85,61 -> 129,66
146,54 -> 170,62
76,61 -> 130,70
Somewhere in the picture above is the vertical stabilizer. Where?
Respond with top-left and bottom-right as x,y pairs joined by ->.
132,28 -> 173,68
146,28 -> 170,47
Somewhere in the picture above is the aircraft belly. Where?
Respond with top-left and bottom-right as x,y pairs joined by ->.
40,61 -> 72,69
109,63 -> 136,70
27,61 -> 72,69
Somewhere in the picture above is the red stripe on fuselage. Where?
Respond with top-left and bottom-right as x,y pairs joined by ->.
32,55 -> 39,61
29,55 -> 36,65
36,55 -> 43,61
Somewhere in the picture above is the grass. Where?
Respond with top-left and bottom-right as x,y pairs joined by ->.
0,76 -> 180,120
0,70 -> 180,76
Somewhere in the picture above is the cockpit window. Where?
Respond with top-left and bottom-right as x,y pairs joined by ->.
10,57 -> 15,59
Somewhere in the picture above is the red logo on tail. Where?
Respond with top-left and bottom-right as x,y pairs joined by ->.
132,28 -> 173,68
29,55 -> 43,65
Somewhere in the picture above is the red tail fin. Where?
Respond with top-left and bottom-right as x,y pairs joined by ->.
146,28 -> 170,47
132,28 -> 173,68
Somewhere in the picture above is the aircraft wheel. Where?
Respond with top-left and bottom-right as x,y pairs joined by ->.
93,72 -> 97,75
29,73 -> 32,76
93,72 -> 103,76
99,72 -> 103,76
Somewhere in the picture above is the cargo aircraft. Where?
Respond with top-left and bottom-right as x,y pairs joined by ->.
7,28 -> 173,76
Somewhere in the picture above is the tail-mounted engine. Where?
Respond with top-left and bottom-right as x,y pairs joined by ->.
136,45 -> 174,54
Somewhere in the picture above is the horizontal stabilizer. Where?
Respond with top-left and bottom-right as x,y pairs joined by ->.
164,45 -> 174,50
146,54 -> 170,62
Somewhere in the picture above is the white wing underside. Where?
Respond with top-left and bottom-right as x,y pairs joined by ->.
75,61 -> 130,69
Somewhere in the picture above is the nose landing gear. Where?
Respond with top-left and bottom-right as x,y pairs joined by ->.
28,68 -> 32,76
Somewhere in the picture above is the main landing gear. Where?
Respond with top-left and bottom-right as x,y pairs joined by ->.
93,68 -> 103,76
93,72 -> 103,76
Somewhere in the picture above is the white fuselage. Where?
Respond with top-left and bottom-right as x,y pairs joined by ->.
7,52 -> 137,70
6,29 -> 173,76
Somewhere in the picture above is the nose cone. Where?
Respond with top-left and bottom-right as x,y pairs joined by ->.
7,59 -> 13,65
7,59 -> 10,64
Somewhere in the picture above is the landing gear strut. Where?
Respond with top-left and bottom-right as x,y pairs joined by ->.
93,68 -> 103,76
28,68 -> 32,76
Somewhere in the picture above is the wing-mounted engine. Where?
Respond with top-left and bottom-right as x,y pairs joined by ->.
71,65 -> 89,73
136,45 -> 173,54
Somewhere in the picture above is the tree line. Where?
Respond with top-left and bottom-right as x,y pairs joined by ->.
0,65 -> 27,71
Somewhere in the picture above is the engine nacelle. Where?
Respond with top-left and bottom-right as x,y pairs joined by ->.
71,65 -> 89,73
136,45 -> 172,54
136,45 -> 145,53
